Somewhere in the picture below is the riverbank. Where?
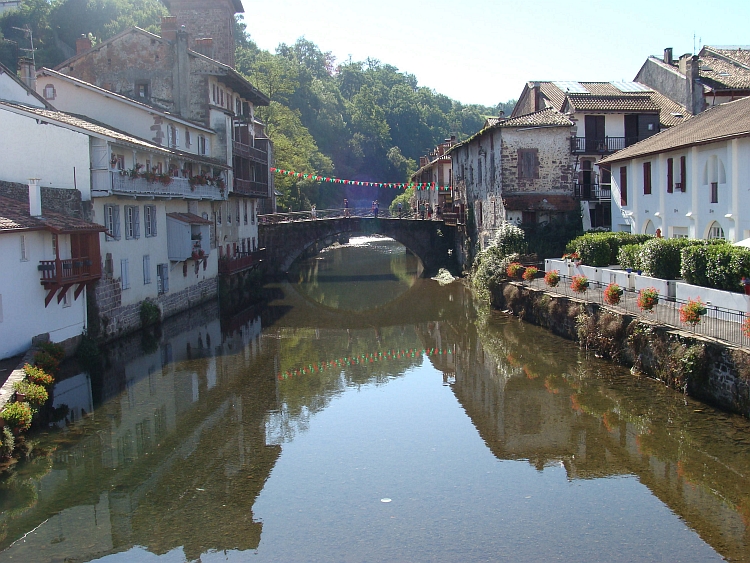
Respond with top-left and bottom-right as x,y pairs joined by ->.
491,280 -> 750,418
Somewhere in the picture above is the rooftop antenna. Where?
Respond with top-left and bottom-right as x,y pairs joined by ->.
12,25 -> 36,67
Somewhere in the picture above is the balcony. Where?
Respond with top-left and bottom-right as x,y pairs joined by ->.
109,173 -> 225,201
232,141 -> 268,165
234,178 -> 269,198
571,137 -> 630,154
218,248 -> 266,276
574,183 -> 611,201
39,258 -> 102,306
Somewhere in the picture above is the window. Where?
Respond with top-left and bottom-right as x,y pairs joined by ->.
251,202 -> 255,224
144,205 -> 157,237
43,84 -> 56,100
157,263 -> 169,294
252,236 -> 256,251
708,222 -> 725,240
125,206 -> 140,240
671,226 -> 689,239
212,84 -> 216,104
143,255 -> 151,284
61,288 -> 70,308
227,202 -> 232,224
679,156 -> 687,192
518,149 -> 539,180
244,200 -> 248,224
198,135 -> 207,155
135,81 -> 149,99
168,125 -> 179,148
217,206 -> 222,225
643,162 -> 652,195
52,234 -> 58,257
711,181 -> 719,204
619,166 -> 628,206
105,204 -> 121,241
667,158 -> 674,193
20,235 -> 28,262
236,200 -> 240,225
185,129 -> 191,148
121,259 -> 130,290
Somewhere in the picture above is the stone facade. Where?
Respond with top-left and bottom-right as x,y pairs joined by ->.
0,180 -> 92,220
165,0 -> 239,68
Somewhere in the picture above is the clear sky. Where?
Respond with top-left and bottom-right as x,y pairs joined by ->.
242,0 -> 750,107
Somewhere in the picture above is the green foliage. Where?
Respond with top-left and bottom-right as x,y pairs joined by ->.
23,364 -> 53,387
0,427 -> 14,458
492,223 -> 527,257
617,244 -> 643,271
639,238 -> 727,279
38,341 -> 64,361
522,212 -> 583,259
567,232 -> 652,267
681,244 -> 750,291
33,350 -> 59,376
12,381 -> 48,407
390,187 -> 414,215
1,402 -> 32,431
140,299 -> 161,328
472,249 -> 519,302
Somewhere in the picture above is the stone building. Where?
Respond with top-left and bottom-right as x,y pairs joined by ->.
447,108 -> 575,250
411,136 -> 456,220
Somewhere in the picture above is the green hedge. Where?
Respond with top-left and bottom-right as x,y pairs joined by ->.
566,232 -> 652,267
681,245 -> 750,291
617,244 -> 643,272
640,238 -> 726,279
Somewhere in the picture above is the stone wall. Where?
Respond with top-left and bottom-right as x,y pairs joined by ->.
491,281 -> 750,418
91,274 -> 218,342
0,180 -> 92,220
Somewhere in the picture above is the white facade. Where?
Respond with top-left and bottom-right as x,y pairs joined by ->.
0,229 -> 87,359
609,138 -> 750,241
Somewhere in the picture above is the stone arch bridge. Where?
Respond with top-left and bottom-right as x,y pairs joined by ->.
258,217 -> 456,276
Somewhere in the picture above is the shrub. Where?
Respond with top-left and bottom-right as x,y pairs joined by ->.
38,341 -> 65,361
506,262 -> 524,279
33,350 -> 60,376
571,275 -> 589,293
1,402 -> 32,431
681,244 -> 750,291
544,270 -> 560,287
140,299 -> 161,328
567,232 -> 652,267
679,298 -> 707,327
639,238 -> 728,280
617,244 -> 643,272
472,248 -> 519,301
13,381 -> 49,408
603,283 -> 624,305
0,427 -> 14,458
23,364 -> 54,387
637,287 -> 659,311
522,266 -> 538,281
492,223 -> 527,257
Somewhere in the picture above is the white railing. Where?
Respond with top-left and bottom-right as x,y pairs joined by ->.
109,173 -> 225,200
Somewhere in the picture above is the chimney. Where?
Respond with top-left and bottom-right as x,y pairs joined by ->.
76,34 -> 92,55
161,16 -> 177,42
532,81 -> 541,111
420,156 -> 428,167
174,27 -> 190,117
28,178 -> 42,217
194,37 -> 214,58
663,47 -> 673,65
686,55 -> 704,115
18,57 -> 36,91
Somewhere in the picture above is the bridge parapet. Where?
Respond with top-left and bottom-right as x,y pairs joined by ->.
258,217 -> 456,276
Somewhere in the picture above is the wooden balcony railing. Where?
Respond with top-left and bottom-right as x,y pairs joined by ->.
38,258 -> 102,306
234,178 -> 269,198
218,248 -> 266,275
232,141 -> 268,164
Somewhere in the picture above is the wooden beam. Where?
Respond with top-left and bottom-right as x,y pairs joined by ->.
57,284 -> 73,303
45,288 -> 58,307
74,283 -> 86,301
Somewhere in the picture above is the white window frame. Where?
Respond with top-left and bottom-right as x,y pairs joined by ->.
143,254 -> 151,284
125,205 -> 140,240
144,205 -> 157,237
105,204 -> 121,241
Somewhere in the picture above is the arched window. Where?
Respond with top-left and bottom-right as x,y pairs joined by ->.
643,219 -> 655,235
707,221 -> 725,240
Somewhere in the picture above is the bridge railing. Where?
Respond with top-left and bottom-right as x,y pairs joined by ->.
258,208 -> 449,224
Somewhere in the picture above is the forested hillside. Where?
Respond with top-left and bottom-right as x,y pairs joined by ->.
0,0 -> 515,210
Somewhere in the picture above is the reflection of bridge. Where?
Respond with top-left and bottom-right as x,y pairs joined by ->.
258,217 -> 456,276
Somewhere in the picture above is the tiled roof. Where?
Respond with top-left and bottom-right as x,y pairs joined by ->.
0,195 -> 105,233
566,94 -> 659,112
166,212 -> 212,225
697,50 -> 750,89
502,194 -> 578,212
712,47 -> 750,68
599,95 -> 750,164
497,108 -> 573,127
0,101 -> 228,169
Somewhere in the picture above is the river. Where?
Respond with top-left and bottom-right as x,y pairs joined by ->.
0,235 -> 749,562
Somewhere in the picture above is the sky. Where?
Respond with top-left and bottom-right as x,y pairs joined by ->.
242,0 -> 750,107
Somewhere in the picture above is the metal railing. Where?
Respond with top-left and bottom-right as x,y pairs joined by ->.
111,173 -> 225,200
574,183 -> 612,201
256,207 -> 456,224
571,137 -> 626,154
522,276 -> 750,348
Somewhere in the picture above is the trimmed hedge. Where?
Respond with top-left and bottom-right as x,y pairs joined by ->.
566,232 -> 652,267
681,244 -> 750,291
617,244 -> 643,272
640,238 -> 728,279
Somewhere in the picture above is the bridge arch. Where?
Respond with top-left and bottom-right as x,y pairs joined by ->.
258,217 -> 456,276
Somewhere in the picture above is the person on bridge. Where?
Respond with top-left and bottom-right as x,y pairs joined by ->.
344,198 -> 350,218
398,201 -> 403,218
311,204 -> 317,219
374,200 -> 379,218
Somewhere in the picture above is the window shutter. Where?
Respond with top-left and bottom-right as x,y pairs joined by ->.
121,258 -> 129,289
151,206 -> 157,236
114,206 -> 121,240
143,255 -> 151,284
175,128 -> 179,148
134,207 -> 141,239
163,264 -> 169,293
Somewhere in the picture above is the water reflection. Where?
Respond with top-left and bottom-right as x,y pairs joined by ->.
0,249 -> 748,561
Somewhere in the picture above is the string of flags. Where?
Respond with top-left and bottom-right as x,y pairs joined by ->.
270,167 -> 440,191
278,347 -> 452,380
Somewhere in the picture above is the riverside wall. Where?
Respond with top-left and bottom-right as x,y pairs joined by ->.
491,281 -> 750,418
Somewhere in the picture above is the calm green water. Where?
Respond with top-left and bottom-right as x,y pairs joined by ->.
0,236 -> 749,562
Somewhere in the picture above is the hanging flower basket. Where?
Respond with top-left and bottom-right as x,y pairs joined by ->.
544,270 -> 560,287
679,298 -> 707,327
522,266 -> 538,281
506,262 -> 524,279
742,316 -> 750,339
570,275 -> 589,293
603,283 -> 624,305
637,287 -> 659,312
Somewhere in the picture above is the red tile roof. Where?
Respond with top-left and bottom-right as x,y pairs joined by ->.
0,196 -> 106,233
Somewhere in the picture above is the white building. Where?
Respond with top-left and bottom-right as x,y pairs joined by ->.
599,95 -> 750,241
